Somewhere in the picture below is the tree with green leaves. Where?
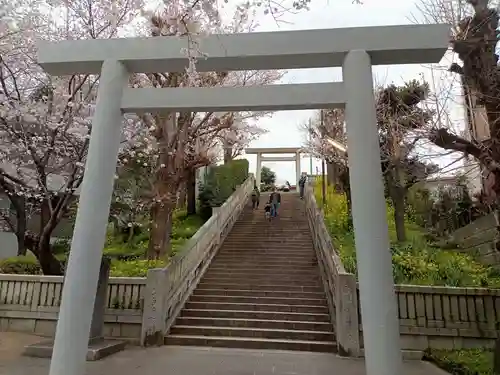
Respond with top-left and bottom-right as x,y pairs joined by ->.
261,166 -> 277,185
303,80 -> 438,242
377,80 -> 437,242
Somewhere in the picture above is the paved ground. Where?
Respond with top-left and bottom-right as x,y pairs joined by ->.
0,332 -> 45,364
0,334 -> 449,375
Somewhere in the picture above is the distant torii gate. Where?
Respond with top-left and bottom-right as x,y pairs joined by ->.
245,147 -> 302,188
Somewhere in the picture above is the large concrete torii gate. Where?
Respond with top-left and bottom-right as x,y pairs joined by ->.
36,24 -> 449,375
245,147 -> 303,188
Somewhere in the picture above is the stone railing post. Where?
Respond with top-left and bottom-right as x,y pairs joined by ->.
336,273 -> 360,356
141,268 -> 169,346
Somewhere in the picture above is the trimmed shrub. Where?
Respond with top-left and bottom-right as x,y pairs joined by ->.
198,159 -> 249,220
0,255 -> 41,274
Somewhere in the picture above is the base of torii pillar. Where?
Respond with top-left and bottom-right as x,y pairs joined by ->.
23,258 -> 127,361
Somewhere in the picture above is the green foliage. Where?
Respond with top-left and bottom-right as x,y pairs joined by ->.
110,259 -> 166,277
406,177 -> 490,237
261,184 -> 274,192
315,180 -> 500,287
1,209 -> 205,277
198,159 -> 249,220
51,239 -> 71,255
424,349 -> 494,375
261,166 -> 276,185
171,213 -> 205,239
0,255 -> 41,274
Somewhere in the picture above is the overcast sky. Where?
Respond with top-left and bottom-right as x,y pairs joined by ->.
234,0 -> 467,184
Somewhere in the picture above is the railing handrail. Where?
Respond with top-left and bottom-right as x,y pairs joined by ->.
304,181 -> 348,274
161,175 -> 253,272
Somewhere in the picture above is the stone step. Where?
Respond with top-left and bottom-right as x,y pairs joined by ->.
189,294 -> 327,306
215,254 -> 316,261
216,253 -> 315,259
218,247 -> 315,253
223,239 -> 312,244
197,282 -> 323,293
164,334 -> 336,353
206,267 -> 318,275
230,230 -> 309,233
176,316 -> 333,332
211,258 -> 318,266
208,262 -> 317,271
184,301 -> 329,314
203,271 -> 320,281
201,275 -> 321,285
221,241 -> 313,246
170,325 -> 335,342
180,309 -> 331,322
204,267 -> 319,276
192,288 -> 325,299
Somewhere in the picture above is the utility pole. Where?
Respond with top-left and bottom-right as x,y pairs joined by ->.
308,118 -> 313,176
320,110 -> 326,207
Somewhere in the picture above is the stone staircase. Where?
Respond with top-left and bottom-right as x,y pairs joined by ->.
165,193 -> 336,353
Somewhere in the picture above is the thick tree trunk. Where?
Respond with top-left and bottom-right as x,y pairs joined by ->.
36,200 -> 63,275
13,197 -> 27,256
177,182 -> 186,209
387,170 -> 407,242
147,197 -> 176,259
223,147 -> 233,164
326,162 -> 335,186
38,235 -> 63,275
186,169 -> 197,216
392,186 -> 407,242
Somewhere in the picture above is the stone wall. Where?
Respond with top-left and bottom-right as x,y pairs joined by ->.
0,274 -> 145,342
357,284 -> 500,351
449,213 -> 500,268
303,184 -> 359,356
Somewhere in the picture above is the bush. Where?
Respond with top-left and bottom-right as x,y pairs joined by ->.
0,255 -> 41,274
110,259 -> 166,277
315,180 -> 500,287
51,239 -> 71,255
198,159 -> 249,220
424,349 -> 494,375
0,208 -> 206,277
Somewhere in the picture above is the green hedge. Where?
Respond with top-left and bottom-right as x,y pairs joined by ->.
198,159 -> 249,220
0,255 -> 41,274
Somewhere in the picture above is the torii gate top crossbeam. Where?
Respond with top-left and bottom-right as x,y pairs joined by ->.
37,24 -> 449,75
245,148 -> 301,154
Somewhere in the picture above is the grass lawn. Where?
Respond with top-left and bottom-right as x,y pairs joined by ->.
424,349 -> 494,375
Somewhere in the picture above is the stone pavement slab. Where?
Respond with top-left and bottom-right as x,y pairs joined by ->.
0,332 -> 45,364
0,344 -> 450,375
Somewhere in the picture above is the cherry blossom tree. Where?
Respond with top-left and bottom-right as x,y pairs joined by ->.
0,0 -> 144,274
120,4 -> 284,259
220,119 -> 267,164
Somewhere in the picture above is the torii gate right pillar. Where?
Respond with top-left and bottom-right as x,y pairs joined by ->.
343,50 -> 402,375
